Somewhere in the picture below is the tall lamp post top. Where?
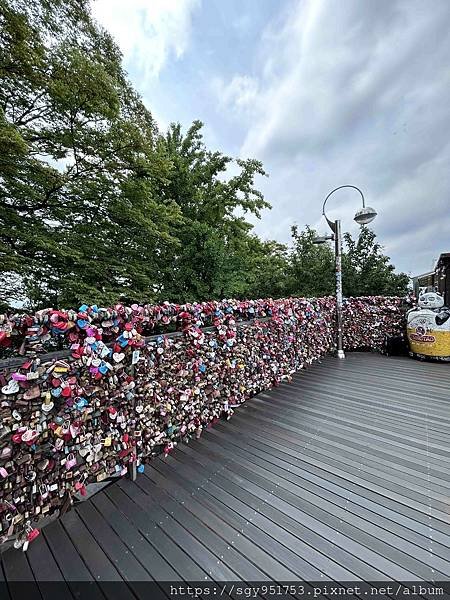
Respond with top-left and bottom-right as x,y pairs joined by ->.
322,185 -> 377,233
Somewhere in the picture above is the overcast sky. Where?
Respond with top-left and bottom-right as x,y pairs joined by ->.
92,0 -> 450,277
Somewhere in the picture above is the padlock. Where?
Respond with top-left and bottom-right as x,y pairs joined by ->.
26,524 -> 40,543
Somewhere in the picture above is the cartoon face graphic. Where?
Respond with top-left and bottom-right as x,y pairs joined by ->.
418,292 -> 444,309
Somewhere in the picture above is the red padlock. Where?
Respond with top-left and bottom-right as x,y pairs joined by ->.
75,481 -> 87,496
27,527 -> 40,543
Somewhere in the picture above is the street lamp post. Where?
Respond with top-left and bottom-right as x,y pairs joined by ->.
315,185 -> 377,359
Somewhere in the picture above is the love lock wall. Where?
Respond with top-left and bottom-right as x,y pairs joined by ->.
0,295 -> 408,549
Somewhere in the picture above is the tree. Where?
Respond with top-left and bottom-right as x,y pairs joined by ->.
0,0 -> 181,308
286,225 -> 409,298
286,225 -> 335,297
1,1 -> 274,309
242,237 -> 289,299
157,121 -> 270,301
342,226 -> 409,297
3,0 -> 407,309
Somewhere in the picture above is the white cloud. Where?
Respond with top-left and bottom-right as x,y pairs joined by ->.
91,0 -> 200,79
213,74 -> 259,113
231,0 -> 450,274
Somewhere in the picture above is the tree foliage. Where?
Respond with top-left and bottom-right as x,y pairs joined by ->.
286,225 -> 334,297
0,0 -> 180,308
342,226 -> 410,297
286,225 -> 410,298
158,121 -> 269,301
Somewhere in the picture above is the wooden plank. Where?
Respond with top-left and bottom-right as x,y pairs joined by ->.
91,492 -> 177,582
227,407 -> 450,495
43,520 -> 107,600
0,561 -> 11,600
1,352 -> 450,587
145,459 -> 348,582
1,548 -> 41,600
75,502 -> 151,579
60,510 -> 123,583
250,395 -> 450,464
206,418 -> 450,558
260,384 -> 450,441
105,484 -> 207,581
180,438 -> 448,580
150,455 -> 364,581
76,501 -> 169,600
207,421 -> 450,528
234,403 -> 450,478
206,421 -> 450,523
281,378 -> 450,431
60,510 -> 135,600
172,446 -> 418,581
26,532 -> 74,600
117,478 -> 239,581
135,466 -> 294,581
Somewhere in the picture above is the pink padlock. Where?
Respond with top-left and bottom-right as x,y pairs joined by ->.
65,453 -> 77,470
11,372 -> 27,381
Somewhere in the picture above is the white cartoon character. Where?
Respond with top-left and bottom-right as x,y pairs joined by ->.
407,292 -> 450,360
418,292 -> 444,309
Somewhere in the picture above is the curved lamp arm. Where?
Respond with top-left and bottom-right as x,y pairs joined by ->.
322,185 -> 366,233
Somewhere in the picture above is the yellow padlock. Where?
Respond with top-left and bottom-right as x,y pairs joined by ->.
103,437 -> 112,447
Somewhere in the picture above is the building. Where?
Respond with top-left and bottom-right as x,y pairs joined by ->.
412,253 -> 450,303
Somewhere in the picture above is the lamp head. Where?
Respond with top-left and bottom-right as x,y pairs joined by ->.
313,234 -> 334,244
354,206 -> 377,225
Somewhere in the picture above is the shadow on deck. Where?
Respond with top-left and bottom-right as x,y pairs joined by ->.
2,352 -> 450,597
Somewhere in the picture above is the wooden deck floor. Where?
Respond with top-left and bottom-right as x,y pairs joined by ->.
2,353 -> 450,597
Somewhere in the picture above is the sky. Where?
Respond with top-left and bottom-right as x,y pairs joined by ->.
92,0 -> 450,277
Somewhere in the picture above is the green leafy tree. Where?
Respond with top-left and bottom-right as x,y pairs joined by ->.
1,0 -> 274,309
286,225 -> 409,298
158,121 -> 270,301
286,225 -> 335,297
241,237 -> 289,299
342,226 -> 409,297
0,0 -> 181,308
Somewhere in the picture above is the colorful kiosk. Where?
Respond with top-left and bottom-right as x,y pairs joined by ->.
407,292 -> 450,360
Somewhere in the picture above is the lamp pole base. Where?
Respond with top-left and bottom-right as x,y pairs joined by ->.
337,350 -> 346,359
